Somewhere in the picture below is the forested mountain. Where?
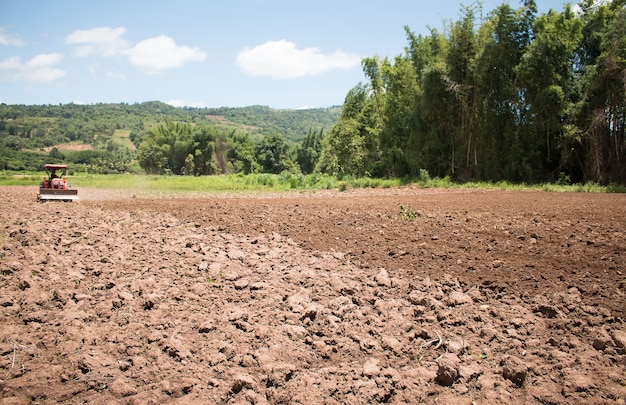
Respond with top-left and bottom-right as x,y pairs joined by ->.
200,105 -> 341,142
0,102 -> 340,174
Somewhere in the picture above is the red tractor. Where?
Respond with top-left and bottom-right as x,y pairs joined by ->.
37,164 -> 79,202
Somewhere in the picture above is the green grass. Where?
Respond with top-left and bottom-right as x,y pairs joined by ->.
0,170 -> 623,194
111,130 -> 136,151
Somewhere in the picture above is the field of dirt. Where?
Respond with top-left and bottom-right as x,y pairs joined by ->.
1,185 -> 625,404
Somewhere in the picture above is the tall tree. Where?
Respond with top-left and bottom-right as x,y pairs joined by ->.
445,5 -> 480,178
405,27 -> 453,177
227,131 -> 259,174
379,55 -> 419,177
137,119 -> 193,174
192,126 -> 218,175
577,0 -> 626,184
295,128 -> 324,174
318,82 -> 380,177
256,133 -> 291,174
474,1 -> 536,180
517,6 -> 583,181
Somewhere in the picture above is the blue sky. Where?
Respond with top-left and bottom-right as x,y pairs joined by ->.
1,0 -> 569,109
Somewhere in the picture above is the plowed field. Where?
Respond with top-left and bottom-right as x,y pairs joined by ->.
1,186 -> 625,404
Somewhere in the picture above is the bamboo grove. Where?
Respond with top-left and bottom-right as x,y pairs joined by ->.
320,0 -> 626,185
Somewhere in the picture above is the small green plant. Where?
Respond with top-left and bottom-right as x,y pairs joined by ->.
556,172 -> 571,185
398,203 -> 418,221
472,352 -> 488,360
338,181 -> 348,192
418,168 -> 431,182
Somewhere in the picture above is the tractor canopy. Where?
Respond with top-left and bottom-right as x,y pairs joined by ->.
44,164 -> 68,171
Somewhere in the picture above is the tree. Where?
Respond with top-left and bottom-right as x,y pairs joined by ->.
227,131 -> 259,174
473,1 -> 536,180
137,137 -> 167,174
192,126 -> 218,175
137,119 -> 193,174
257,133 -> 291,174
517,6 -> 583,181
577,0 -> 626,183
295,128 -> 324,174
319,82 -> 381,177
444,4 -> 480,179
378,55 -> 419,177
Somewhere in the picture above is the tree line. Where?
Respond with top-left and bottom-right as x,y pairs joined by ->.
321,0 -> 625,185
136,119 -> 325,176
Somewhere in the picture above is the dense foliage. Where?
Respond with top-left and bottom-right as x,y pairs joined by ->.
0,102 -> 339,175
323,0 -> 625,185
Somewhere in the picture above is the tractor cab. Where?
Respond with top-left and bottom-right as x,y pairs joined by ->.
38,164 -> 79,202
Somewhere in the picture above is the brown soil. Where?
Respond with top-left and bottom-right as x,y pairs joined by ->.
1,185 -> 625,404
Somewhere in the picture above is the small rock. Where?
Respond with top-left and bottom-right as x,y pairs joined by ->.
198,323 -> 216,334
108,378 -> 138,397
381,336 -> 403,355
534,304 -> 559,318
592,329 -> 612,351
234,278 -> 250,290
408,291 -> 429,306
231,373 -> 256,394
0,296 -> 13,307
363,358 -> 380,377
250,282 -> 267,290
611,330 -> 626,350
479,328 -> 498,342
446,291 -> 473,306
445,339 -> 465,354
222,270 -> 240,281
375,268 -> 392,287
118,360 -> 132,372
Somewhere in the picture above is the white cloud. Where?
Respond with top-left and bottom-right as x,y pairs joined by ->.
0,28 -> 25,46
0,53 -> 66,83
236,40 -> 361,79
66,26 -> 130,57
126,35 -> 207,74
67,28 -> 206,74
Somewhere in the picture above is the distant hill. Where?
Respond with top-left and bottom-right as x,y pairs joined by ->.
198,105 -> 342,142
0,102 -> 341,154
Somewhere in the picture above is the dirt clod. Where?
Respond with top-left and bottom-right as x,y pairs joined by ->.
436,353 -> 460,386
501,355 -> 528,387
